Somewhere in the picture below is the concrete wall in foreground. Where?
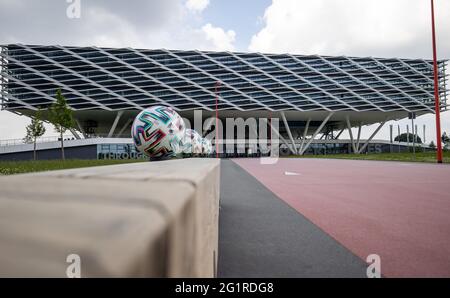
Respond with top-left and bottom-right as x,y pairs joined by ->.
0,158 -> 220,277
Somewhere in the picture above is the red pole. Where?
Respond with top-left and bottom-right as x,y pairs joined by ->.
430,0 -> 443,163
215,81 -> 221,158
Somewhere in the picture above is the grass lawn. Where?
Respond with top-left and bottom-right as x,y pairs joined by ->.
284,151 -> 450,163
0,159 -> 147,175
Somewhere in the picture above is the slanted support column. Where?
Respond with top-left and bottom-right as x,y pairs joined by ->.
299,112 -> 334,155
280,111 -> 297,154
117,118 -> 133,138
75,119 -> 87,139
299,118 -> 311,154
69,129 -> 81,139
356,123 -> 362,152
334,128 -> 344,140
345,116 -> 358,153
358,119 -> 387,154
108,111 -> 124,138
263,118 -> 296,155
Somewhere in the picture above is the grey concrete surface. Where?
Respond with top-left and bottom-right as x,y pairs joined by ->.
218,159 -> 368,277
0,158 -> 220,277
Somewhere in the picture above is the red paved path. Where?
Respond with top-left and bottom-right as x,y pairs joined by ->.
233,158 -> 450,277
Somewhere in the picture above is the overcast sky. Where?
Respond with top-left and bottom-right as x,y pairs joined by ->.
0,0 -> 449,143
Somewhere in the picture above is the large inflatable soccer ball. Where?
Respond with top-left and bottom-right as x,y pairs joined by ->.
131,106 -> 185,158
183,129 -> 203,154
181,137 -> 193,154
201,137 -> 213,154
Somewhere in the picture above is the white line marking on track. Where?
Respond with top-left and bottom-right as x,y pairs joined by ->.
284,171 -> 301,176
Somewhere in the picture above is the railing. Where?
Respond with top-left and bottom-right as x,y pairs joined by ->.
0,133 -> 132,147
0,135 -> 76,147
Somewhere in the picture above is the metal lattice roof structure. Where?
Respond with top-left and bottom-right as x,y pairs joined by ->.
1,44 -> 447,114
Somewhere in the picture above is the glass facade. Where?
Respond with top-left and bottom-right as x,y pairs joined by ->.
1,44 -> 447,113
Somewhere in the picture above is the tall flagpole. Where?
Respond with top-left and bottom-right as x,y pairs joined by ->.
430,0 -> 443,163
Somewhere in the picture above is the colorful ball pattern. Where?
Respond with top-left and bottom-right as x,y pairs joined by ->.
183,129 -> 204,154
201,137 -> 213,154
132,106 -> 185,158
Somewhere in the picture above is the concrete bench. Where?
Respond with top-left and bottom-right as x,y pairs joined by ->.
0,158 -> 220,277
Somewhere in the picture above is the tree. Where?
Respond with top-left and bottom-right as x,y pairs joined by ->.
24,109 -> 46,160
429,141 -> 436,149
394,132 -> 422,144
442,132 -> 450,144
443,132 -> 450,151
48,89 -> 75,160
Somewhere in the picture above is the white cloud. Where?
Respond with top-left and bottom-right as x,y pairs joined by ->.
249,0 -> 450,58
81,7 -> 145,48
201,23 -> 236,51
0,111 -> 54,140
186,0 -> 210,13
0,0 -> 228,139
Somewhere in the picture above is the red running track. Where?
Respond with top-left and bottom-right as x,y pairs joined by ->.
233,158 -> 450,277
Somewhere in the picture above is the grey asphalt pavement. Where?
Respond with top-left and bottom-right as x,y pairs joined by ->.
218,159 -> 368,278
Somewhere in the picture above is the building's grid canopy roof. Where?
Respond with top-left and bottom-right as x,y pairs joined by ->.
0,44 -> 448,113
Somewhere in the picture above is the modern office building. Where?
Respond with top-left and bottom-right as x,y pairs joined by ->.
0,44 -> 448,159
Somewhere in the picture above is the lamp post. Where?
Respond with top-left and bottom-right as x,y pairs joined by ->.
430,0 -> 443,163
